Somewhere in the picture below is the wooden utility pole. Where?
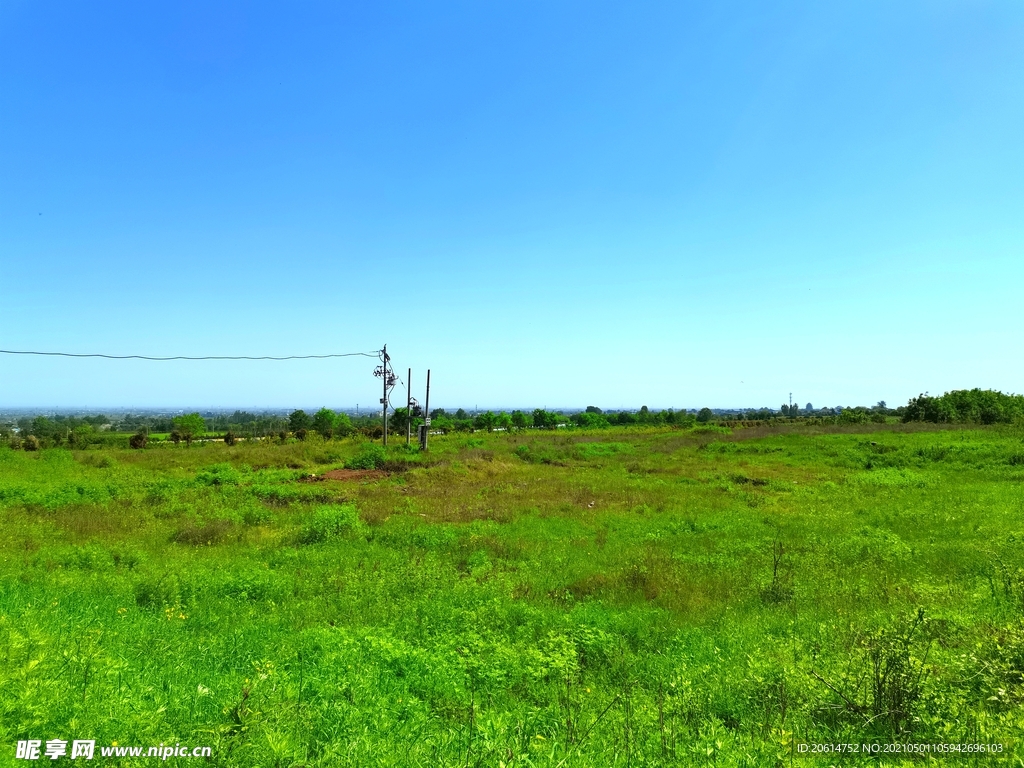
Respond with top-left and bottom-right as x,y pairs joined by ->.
420,369 -> 431,450
382,345 -> 388,446
406,368 -> 412,446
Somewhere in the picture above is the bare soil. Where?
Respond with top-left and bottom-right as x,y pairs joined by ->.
300,469 -> 387,482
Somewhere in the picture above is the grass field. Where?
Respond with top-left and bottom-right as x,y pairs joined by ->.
1,424 -> 1023,766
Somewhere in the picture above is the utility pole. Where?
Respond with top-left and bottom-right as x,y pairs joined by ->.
373,345 -> 394,446
382,346 -> 388,446
420,369 -> 431,450
406,368 -> 412,446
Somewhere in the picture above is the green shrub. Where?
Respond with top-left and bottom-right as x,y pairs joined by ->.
195,463 -> 243,486
300,504 -> 364,544
345,445 -> 387,470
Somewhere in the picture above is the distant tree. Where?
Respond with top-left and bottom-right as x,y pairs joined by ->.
474,411 -> 499,432
696,407 -> 714,423
334,413 -> 354,437
839,408 -> 869,425
780,404 -> 790,417
432,415 -> 455,434
496,412 -> 513,432
289,410 -> 311,432
571,411 -> 611,428
902,389 -> 1023,424
585,405 -> 603,414
510,411 -> 528,431
455,408 -> 468,420
390,407 -> 412,435
312,407 -> 338,439
31,416 -> 57,440
532,409 -> 559,429
430,408 -> 447,420
68,424 -> 95,448
805,403 -> 814,413
876,401 -> 887,411
172,413 -> 205,446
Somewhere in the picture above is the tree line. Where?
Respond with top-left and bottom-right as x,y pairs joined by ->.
3,389 -> 1022,450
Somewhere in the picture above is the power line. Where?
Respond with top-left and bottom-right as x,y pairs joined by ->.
0,349 -> 380,361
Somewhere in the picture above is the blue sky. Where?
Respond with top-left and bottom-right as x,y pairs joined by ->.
2,1 -> 1022,410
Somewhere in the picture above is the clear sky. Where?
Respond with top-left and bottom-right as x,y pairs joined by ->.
2,1 -> 1022,411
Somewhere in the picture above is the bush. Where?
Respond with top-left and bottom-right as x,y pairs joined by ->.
903,389 -> 1024,424
223,431 -> 237,446
22,435 -> 40,451
129,432 -> 148,449
195,463 -> 242,486
345,444 -> 387,470
300,504 -> 364,544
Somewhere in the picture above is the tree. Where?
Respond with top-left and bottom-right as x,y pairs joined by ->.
68,424 -> 95,448
805,403 -> 814,413
289,410 -> 311,432
172,413 -> 205,446
532,409 -> 558,429
432,415 -> 454,434
474,411 -> 499,432
455,408 -> 468,420
585,405 -> 603,414
312,407 -> 338,438
334,413 -> 354,437
696,407 -> 714,423
571,411 -> 610,428
510,410 -> 528,431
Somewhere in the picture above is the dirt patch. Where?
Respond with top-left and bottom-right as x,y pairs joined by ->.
301,469 -> 387,482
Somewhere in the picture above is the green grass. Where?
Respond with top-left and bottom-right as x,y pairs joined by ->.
1,425 -> 1023,765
